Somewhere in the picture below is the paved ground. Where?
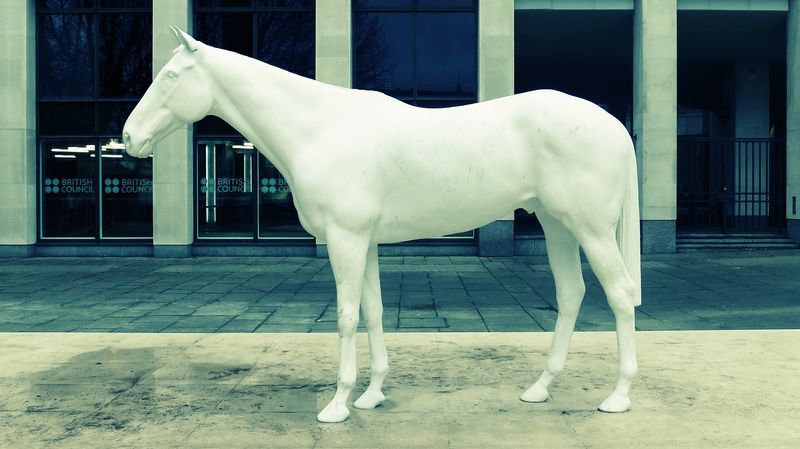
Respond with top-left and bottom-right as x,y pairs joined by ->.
1,331 -> 798,448
0,250 -> 799,333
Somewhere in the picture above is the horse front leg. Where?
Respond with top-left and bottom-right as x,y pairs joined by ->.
317,228 -> 370,423
353,244 -> 389,410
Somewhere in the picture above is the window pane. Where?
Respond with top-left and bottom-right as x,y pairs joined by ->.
38,0 -> 94,9
256,0 -> 313,7
354,12 -> 413,97
416,12 -> 476,98
100,141 -> 153,237
417,0 -> 476,9
98,102 -> 136,135
415,99 -> 472,108
98,14 -> 152,98
40,140 -> 97,238
196,13 -> 254,56
39,102 -> 95,135
98,0 -> 151,8
256,12 -> 315,78
258,156 -> 310,238
354,0 -> 414,8
197,0 -> 252,7
39,14 -> 95,98
197,142 -> 255,238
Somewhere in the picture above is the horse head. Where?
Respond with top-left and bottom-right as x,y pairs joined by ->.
123,26 -> 213,158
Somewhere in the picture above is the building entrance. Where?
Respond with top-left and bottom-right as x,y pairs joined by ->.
195,140 -> 311,241
677,10 -> 787,234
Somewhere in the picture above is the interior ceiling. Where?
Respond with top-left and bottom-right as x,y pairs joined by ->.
678,11 -> 786,63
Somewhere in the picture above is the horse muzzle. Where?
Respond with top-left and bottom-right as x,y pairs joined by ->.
122,131 -> 153,159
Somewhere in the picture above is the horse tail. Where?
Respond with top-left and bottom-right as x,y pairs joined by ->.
616,139 -> 642,306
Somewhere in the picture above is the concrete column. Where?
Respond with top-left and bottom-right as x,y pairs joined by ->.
633,0 -> 677,253
314,0 -> 351,257
0,0 -> 36,257
316,0 -> 351,88
478,0 -> 515,256
151,1 -> 193,257
788,0 -> 800,242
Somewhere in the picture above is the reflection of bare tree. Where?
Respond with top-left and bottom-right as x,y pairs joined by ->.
40,11 -> 151,99
99,14 -> 152,97
195,10 -> 389,85
354,13 -> 392,90
257,12 -> 315,78
41,14 -> 94,97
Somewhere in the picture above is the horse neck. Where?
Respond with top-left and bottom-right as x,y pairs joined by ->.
200,46 -> 340,181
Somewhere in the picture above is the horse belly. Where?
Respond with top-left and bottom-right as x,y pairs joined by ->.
372,165 -> 534,243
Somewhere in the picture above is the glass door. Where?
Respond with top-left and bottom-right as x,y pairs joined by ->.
197,141 -> 255,239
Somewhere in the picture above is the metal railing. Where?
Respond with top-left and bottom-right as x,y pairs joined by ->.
677,137 -> 786,233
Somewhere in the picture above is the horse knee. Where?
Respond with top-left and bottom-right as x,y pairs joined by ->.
337,308 -> 359,336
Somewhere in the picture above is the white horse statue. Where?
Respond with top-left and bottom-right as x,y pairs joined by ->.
123,27 -> 642,423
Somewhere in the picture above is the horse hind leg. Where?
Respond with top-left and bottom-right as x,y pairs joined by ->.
353,244 -> 389,410
521,211 -> 585,403
574,226 -> 638,413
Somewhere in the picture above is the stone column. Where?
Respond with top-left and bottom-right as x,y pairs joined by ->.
0,0 -> 36,257
633,0 -> 677,253
478,0 -> 515,256
314,0 -> 351,257
788,0 -> 800,242
151,1 -> 194,257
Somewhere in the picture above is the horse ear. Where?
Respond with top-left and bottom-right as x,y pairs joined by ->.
170,25 -> 199,52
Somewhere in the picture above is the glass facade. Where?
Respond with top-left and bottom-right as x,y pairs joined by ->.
353,0 -> 477,107
37,0 -> 153,239
193,0 -> 314,240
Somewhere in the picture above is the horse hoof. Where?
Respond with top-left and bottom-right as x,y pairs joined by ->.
520,383 -> 549,403
317,403 -> 350,423
354,390 -> 385,410
598,394 -> 631,413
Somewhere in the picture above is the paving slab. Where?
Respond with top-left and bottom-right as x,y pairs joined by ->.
0,331 -> 798,448
0,251 -> 799,333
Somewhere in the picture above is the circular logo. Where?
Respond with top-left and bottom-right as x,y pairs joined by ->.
200,178 -> 207,185
269,186 -> 277,193
112,186 -> 119,193
44,178 -> 52,186
52,186 -> 60,193
269,178 -> 277,186
52,178 -> 60,186
260,186 -> 268,193
104,178 -> 112,186
261,178 -> 268,185
112,178 -> 119,186
104,186 -> 112,194
45,186 -> 52,193
200,186 -> 207,193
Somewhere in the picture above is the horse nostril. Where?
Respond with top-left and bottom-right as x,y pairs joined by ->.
122,132 -> 132,149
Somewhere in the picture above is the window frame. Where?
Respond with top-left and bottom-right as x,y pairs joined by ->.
36,0 -> 154,242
